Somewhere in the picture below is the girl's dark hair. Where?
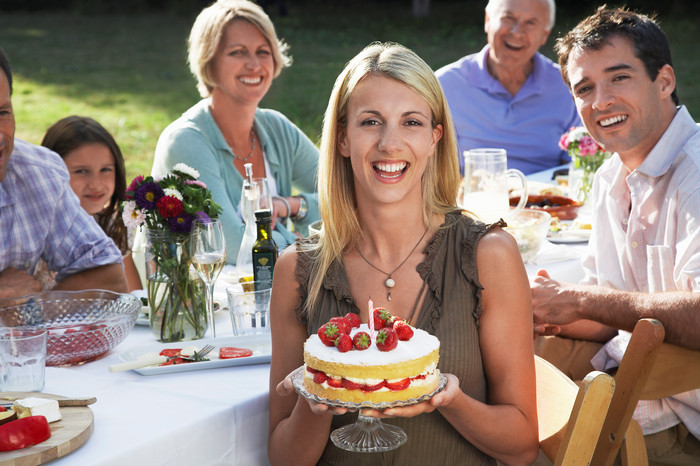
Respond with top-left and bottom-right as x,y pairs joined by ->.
42,116 -> 129,253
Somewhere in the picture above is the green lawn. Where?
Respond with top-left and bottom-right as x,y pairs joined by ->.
1,3 -> 698,182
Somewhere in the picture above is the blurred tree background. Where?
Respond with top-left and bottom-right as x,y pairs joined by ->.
1,0 -> 698,179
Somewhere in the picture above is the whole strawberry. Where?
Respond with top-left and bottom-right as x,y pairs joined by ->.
318,323 -> 341,347
329,316 -> 352,335
372,307 -> 394,329
352,331 -> 371,350
375,328 -> 398,351
393,320 -> 414,341
344,312 -> 361,329
335,333 -> 353,352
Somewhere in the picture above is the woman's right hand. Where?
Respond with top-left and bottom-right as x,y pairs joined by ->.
275,369 -> 352,416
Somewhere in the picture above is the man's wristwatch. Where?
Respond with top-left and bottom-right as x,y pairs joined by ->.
291,196 -> 308,222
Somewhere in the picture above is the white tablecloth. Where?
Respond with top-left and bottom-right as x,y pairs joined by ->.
44,304 -> 271,466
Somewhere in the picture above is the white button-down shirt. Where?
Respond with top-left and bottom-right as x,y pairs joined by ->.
582,106 -> 700,438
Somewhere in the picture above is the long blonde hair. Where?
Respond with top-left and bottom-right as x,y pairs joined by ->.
304,42 -> 460,316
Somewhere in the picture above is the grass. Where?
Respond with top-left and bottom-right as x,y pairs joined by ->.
1,2 -> 698,181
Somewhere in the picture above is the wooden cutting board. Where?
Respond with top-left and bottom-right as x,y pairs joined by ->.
0,392 -> 94,466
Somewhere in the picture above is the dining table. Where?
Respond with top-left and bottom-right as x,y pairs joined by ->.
4,165 -> 590,466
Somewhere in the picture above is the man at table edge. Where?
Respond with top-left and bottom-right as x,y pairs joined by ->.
0,47 -> 127,298
530,7 -> 700,464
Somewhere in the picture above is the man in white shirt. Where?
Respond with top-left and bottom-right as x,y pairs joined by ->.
530,7 -> 700,464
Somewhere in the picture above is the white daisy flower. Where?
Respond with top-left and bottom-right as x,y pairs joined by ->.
122,201 -> 146,230
163,188 -> 183,201
173,163 -> 200,180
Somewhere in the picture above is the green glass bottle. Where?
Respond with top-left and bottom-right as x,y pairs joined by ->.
252,209 -> 278,287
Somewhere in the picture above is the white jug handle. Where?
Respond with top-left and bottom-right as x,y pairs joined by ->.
506,169 -> 528,217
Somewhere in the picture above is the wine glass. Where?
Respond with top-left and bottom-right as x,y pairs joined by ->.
190,219 -> 226,338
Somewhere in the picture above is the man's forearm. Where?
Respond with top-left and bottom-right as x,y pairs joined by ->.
580,287 -> 700,350
53,264 -> 128,294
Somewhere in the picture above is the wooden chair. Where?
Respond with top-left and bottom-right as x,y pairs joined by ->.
536,355 -> 616,465
592,318 -> 700,465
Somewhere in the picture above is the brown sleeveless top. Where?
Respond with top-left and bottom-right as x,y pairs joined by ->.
294,211 -> 500,465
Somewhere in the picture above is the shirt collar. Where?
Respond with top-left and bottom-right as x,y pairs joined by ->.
636,106 -> 694,178
470,45 -> 543,97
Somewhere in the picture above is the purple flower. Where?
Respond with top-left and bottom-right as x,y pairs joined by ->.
168,213 -> 194,233
135,182 -> 164,210
193,211 -> 212,224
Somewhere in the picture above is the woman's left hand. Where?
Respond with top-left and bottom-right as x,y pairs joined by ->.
361,373 -> 460,419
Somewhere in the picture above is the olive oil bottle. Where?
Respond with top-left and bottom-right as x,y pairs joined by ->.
252,209 -> 277,287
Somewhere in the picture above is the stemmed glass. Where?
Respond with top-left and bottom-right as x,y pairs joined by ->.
190,219 -> 226,338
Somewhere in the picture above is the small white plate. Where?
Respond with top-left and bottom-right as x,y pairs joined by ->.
547,229 -> 591,243
119,333 -> 271,375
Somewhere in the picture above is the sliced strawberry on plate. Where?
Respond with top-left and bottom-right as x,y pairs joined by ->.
159,348 -> 182,358
344,312 -> 361,329
386,378 -> 410,391
375,328 -> 398,352
352,331 -> 371,350
313,371 -> 328,384
219,347 -> 253,359
393,320 -> 414,341
318,323 -> 341,346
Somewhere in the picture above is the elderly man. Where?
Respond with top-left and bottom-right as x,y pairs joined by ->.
0,47 -> 127,298
436,0 -> 579,175
531,7 -> 700,464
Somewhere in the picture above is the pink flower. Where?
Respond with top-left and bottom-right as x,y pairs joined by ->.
185,180 -> 207,189
578,136 -> 599,157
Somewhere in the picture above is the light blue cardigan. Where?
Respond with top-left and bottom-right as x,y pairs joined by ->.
152,99 -> 319,264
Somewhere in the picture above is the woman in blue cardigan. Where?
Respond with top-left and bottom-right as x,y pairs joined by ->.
152,0 -> 319,263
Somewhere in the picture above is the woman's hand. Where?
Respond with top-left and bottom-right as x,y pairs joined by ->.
275,370 -> 352,416
361,373 -> 460,419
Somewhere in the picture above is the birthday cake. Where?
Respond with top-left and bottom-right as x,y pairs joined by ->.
303,308 -> 440,404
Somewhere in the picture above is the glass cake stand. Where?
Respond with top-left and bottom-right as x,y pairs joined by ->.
291,366 -> 447,453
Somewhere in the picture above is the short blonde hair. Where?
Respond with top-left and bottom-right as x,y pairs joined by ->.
188,0 -> 291,98
304,42 -> 460,314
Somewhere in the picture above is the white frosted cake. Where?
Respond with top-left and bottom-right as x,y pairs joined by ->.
303,322 -> 440,404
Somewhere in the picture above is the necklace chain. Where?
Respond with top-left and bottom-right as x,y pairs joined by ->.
232,129 -> 256,164
355,226 -> 430,301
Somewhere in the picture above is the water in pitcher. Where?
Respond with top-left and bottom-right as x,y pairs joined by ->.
462,191 -> 510,223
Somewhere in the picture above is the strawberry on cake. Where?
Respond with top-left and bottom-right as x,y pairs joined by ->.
303,308 -> 440,404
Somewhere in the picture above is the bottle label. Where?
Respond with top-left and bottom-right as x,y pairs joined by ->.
253,252 -> 276,285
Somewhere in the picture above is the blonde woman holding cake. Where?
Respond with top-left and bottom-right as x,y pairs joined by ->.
268,43 -> 538,465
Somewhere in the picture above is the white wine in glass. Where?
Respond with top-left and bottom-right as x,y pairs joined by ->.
190,219 -> 226,338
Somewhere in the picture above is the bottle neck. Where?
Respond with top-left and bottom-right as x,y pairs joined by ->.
256,219 -> 272,240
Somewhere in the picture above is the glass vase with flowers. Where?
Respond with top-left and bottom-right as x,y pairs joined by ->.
121,163 -> 221,342
559,126 -> 612,203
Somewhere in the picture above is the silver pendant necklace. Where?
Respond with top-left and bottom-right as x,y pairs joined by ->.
232,129 -> 256,164
355,226 -> 430,301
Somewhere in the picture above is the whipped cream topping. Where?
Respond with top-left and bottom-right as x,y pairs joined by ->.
305,323 -> 439,365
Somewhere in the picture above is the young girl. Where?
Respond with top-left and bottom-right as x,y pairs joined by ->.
268,43 -> 538,465
40,115 -> 141,291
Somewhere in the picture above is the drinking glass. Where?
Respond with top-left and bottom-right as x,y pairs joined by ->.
0,327 -> 47,392
461,148 -> 528,223
226,280 -> 272,336
190,219 -> 226,338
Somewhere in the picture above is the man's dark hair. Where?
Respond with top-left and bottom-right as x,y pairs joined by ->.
555,6 -> 678,105
0,47 -> 12,96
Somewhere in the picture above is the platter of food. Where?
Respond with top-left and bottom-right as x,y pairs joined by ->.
115,333 -> 271,375
547,218 -> 592,243
0,392 -> 94,465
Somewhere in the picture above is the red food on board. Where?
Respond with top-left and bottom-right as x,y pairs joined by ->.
219,347 -> 253,359
0,416 -> 51,452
